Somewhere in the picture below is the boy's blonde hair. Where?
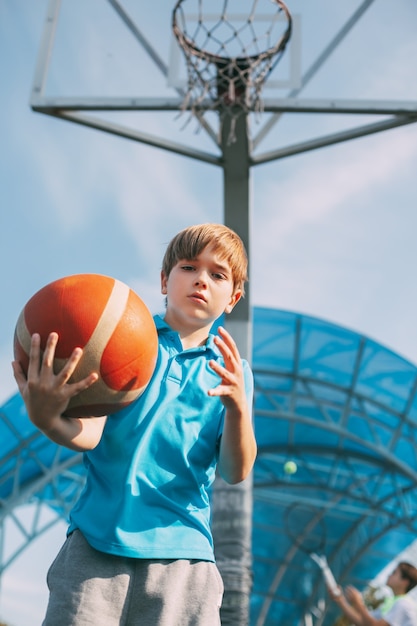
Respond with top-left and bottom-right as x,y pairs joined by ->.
162,223 -> 248,295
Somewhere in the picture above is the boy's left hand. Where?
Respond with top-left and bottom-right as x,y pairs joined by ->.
209,326 -> 257,483
208,326 -> 247,411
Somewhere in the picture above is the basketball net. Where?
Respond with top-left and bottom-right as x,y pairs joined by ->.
172,0 -> 292,144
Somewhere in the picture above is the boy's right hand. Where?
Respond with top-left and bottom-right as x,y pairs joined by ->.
12,332 -> 104,450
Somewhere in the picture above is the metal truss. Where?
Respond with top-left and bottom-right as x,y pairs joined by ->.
0,406 -> 85,576
251,309 -> 417,626
30,0 -> 417,163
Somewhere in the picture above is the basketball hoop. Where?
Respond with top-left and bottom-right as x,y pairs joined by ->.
172,0 -> 292,143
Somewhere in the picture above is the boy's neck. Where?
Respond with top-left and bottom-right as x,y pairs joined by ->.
180,329 -> 209,350
389,584 -> 407,597
163,314 -> 211,350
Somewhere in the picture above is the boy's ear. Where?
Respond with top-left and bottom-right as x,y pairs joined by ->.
224,290 -> 242,314
161,270 -> 168,295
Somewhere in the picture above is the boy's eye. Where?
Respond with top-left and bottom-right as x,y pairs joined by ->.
179,264 -> 228,280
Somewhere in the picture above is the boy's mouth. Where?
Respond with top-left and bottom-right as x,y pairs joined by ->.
189,292 -> 207,303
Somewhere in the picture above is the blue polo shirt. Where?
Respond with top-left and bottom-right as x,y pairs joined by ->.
68,315 -> 254,561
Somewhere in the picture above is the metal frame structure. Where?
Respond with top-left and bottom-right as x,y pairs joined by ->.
251,308 -> 417,625
28,0 -> 417,370
1,0 -> 414,623
0,397 -> 84,577
28,0 -> 417,360
30,0 -> 417,162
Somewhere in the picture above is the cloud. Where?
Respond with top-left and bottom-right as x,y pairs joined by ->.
249,121 -> 417,362
0,517 -> 67,626
255,124 -> 417,243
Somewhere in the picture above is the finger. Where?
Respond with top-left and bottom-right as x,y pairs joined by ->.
214,336 -> 237,367
216,327 -> 242,363
209,358 -> 232,380
214,336 -> 232,362
56,346 -> 85,384
217,326 -> 239,355
12,360 -> 27,388
70,372 -> 99,393
208,384 -> 232,398
41,332 -> 59,369
26,333 -> 42,378
208,361 -> 235,399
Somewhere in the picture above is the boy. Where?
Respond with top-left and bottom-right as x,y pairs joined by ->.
13,223 -> 257,626
328,561 -> 417,626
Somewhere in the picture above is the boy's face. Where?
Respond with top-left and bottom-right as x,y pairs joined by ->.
386,566 -> 409,594
161,244 -> 241,330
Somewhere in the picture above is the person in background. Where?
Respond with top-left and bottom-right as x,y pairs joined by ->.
328,561 -> 417,626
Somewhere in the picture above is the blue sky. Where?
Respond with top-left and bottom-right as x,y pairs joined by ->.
1,1 -> 417,624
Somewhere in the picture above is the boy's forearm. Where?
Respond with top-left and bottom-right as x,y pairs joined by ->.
218,406 -> 257,484
332,595 -> 365,625
353,603 -> 381,626
332,594 -> 379,626
30,412 -> 106,451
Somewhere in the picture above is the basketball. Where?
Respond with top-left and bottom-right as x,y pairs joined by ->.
14,274 -> 158,417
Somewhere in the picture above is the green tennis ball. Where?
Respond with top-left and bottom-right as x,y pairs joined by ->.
284,461 -> 297,475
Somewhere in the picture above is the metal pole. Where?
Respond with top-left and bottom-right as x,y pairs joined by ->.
211,110 -> 254,626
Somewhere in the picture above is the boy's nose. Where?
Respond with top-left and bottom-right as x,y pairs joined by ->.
194,272 -> 207,286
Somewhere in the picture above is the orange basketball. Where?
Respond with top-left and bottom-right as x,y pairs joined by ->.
14,274 -> 158,417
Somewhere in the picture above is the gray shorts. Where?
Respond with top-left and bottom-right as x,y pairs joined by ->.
43,530 -> 224,626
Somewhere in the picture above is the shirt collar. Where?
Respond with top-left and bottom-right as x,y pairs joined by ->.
154,314 -> 220,356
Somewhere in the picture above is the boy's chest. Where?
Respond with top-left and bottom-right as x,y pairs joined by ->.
159,342 -> 221,389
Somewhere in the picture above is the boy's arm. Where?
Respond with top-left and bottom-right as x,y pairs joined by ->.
330,586 -> 366,626
208,326 -> 257,484
329,585 -> 388,626
12,332 -> 107,451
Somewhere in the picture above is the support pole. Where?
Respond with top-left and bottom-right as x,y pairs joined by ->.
211,110 -> 254,626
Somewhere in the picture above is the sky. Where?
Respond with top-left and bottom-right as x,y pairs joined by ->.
1,0 -> 417,624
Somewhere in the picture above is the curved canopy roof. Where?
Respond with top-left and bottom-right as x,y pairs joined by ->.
251,307 -> 417,625
2,307 -> 417,626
